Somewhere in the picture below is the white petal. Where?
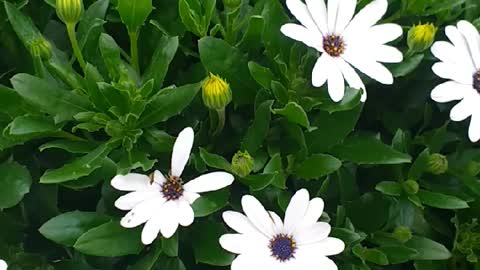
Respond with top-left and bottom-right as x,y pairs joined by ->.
183,172 -> 234,193
374,45 -> 403,63
269,211 -> 284,232
295,222 -> 331,245
0,260 -> 7,270
281,23 -> 323,51
158,201 -> 180,238
241,195 -> 276,237
305,0 -> 328,34
457,20 -> 480,69
337,58 -> 366,101
141,214 -> 162,245
450,98 -> 474,122
177,199 -> 195,226
284,189 -> 310,234
301,198 -> 325,227
431,62 -> 472,85
295,251 -> 339,270
111,173 -> 158,191
171,127 -> 194,177
334,0 -> 357,33
469,109 -> 480,142
431,81 -> 472,103
223,211 -> 261,235
431,41 -> 462,65
445,25 -> 476,72
343,50 -> 393,84
286,0 -> 321,34
231,255 -> 256,270
327,0 -> 340,33
114,191 -> 159,210
120,197 -> 164,228
304,237 -> 346,256
184,191 -> 201,204
219,234 -> 251,254
367,23 -> 403,45
312,54 -> 331,87
327,59 -> 346,102
343,0 -> 388,38
153,170 -> 167,185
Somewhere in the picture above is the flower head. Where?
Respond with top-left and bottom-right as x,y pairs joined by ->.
56,0 -> 83,25
430,20 -> 480,142
408,22 -> 437,53
219,189 -> 344,270
0,259 -> 7,270
202,73 -> 232,110
280,0 -> 403,102
111,127 -> 235,245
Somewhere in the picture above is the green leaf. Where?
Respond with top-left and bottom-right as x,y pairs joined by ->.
74,220 -> 143,257
99,33 -> 124,81
0,160 -> 32,209
330,228 -> 363,245
408,148 -> 430,180
40,143 -> 113,183
143,35 -> 179,90
405,236 -> 451,260
138,83 -> 201,127
0,84 -> 29,119
375,181 -> 403,196
295,154 -> 342,180
273,102 -> 310,128
264,153 -> 286,189
331,133 -> 412,164
320,88 -> 362,113
117,148 -> 157,174
248,61 -> 275,90
162,233 -> 178,257
379,245 -> 419,264
417,190 -> 469,209
346,193 -> 391,232
199,148 -> 232,172
199,37 -> 258,106
39,211 -> 110,247
4,1 -> 43,51
191,220 -> 235,266
240,173 -> 277,191
39,140 -> 97,154
8,115 -> 58,135
353,246 -> 389,265
84,64 -> 111,112
153,256 -> 186,270
144,128 -> 176,153
11,74 -> 93,123
192,189 -> 230,217
238,16 -> 265,52
392,54 -> 425,77
242,100 -> 274,154
127,242 -> 162,270
117,0 -> 153,32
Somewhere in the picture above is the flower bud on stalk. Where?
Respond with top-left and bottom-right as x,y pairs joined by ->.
402,180 -> 419,195
56,0 -> 83,25
231,151 -> 254,177
426,153 -> 448,175
407,23 -> 437,54
27,37 -> 52,60
202,73 -> 232,111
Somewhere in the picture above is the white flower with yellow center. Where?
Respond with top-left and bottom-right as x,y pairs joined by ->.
219,189 -> 345,270
430,20 -> 480,142
281,0 -> 403,102
111,127 -> 235,245
0,259 -> 7,270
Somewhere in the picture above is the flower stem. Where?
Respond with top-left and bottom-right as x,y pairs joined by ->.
212,109 -> 226,136
33,55 -> 45,78
66,22 -> 86,73
129,30 -> 140,75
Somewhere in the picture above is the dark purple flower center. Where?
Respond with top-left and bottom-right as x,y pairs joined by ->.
474,70 -> 480,93
323,34 -> 345,57
161,176 -> 184,201
269,234 -> 296,262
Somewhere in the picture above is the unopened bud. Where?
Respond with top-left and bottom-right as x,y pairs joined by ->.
392,226 -> 412,243
408,23 -> 437,53
231,151 -> 254,177
402,180 -> 419,195
223,0 -> 241,9
426,153 -> 448,175
202,73 -> 232,110
56,0 -> 83,25
27,37 -> 52,60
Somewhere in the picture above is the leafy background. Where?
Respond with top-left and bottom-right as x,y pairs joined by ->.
0,0 -> 480,269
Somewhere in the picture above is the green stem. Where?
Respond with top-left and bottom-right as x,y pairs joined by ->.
225,10 -> 234,44
213,109 -> 226,136
66,22 -> 86,73
129,31 -> 140,75
33,55 -> 45,78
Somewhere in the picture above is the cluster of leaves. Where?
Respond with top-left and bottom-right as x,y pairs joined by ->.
0,0 -> 479,269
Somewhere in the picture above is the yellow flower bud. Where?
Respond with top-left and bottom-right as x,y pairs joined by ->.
27,37 -> 53,60
56,0 -> 83,25
231,151 -> 254,177
407,23 -> 437,53
202,73 -> 232,110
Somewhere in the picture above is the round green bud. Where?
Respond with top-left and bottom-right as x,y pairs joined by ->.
402,180 -> 419,195
231,151 -> 254,177
202,73 -> 232,110
426,153 -> 448,175
27,37 -> 53,60
392,226 -> 412,243
56,0 -> 83,25
223,0 -> 241,9
407,23 -> 437,53
466,161 -> 480,176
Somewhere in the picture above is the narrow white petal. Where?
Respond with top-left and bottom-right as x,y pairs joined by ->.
327,0 -> 340,33
281,23 -> 323,51
431,62 -> 472,85
268,211 -> 284,232
230,255 -> 260,270
343,50 -> 393,84
305,0 -> 328,34
0,260 -> 7,270
284,189 -> 310,234
183,172 -> 234,193
141,214 -> 163,245
111,173 -> 157,191
241,195 -> 276,237
177,199 -> 195,226
445,25 -> 476,72
367,23 -> 403,45
159,201 -> 180,238
223,211 -> 261,235
295,250 -> 339,270
153,170 -> 167,185
114,191 -> 159,210
312,54 -> 331,87
184,191 -> 201,204
450,98 -> 474,122
431,41 -> 462,65
327,59 -> 346,102
295,222 -> 331,245
431,81 -> 472,103
120,197 -> 164,228
373,45 -> 403,63
303,237 -> 346,256
171,127 -> 194,177
337,58 -> 366,101
334,0 -> 357,33
286,0 -> 321,34
469,109 -> 480,142
343,0 -> 388,38
301,198 -> 325,227
219,234 -> 251,254
457,20 -> 480,69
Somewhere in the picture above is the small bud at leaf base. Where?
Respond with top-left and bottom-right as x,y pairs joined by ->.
402,180 -> 419,195
231,151 -> 254,177
426,153 -> 448,175
202,73 -> 232,110
27,37 -> 52,60
407,23 -> 437,53
392,226 -> 412,243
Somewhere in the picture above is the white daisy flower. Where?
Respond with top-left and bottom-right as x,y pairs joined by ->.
280,0 -> 403,102
219,189 -> 345,270
111,127 -> 235,245
430,20 -> 480,142
0,259 -> 7,270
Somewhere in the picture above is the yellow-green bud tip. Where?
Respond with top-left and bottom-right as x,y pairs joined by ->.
56,0 -> 83,24
231,151 -> 254,177
408,22 -> 437,53
202,73 -> 232,110
27,37 -> 53,60
426,153 -> 448,175
392,226 -> 412,243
